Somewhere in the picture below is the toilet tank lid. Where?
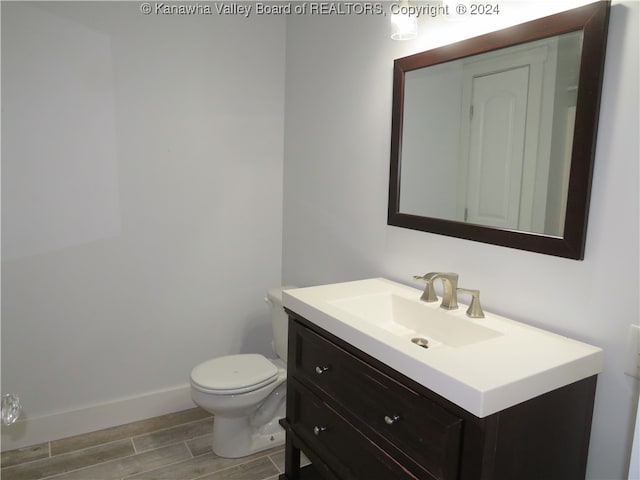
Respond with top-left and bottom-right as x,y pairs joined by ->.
267,286 -> 297,304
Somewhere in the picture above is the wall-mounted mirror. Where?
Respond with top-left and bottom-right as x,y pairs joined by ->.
388,1 -> 610,259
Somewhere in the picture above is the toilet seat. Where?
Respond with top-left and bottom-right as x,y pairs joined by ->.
191,354 -> 279,395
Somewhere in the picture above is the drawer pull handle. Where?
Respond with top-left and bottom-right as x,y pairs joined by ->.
384,414 -> 401,425
315,366 -> 330,375
313,425 -> 327,436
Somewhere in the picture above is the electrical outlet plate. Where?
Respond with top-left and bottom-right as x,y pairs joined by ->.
624,324 -> 640,380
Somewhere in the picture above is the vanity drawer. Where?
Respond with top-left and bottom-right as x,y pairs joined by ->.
290,379 -> 426,480
291,320 -> 462,480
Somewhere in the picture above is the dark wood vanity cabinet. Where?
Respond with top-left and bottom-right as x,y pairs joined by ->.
279,311 -> 598,480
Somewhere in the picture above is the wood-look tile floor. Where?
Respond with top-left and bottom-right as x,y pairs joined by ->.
1,408 -> 292,480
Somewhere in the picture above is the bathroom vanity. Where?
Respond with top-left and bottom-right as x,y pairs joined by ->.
278,279 -> 602,480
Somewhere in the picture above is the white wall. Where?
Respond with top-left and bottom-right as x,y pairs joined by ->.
401,63 -> 462,219
283,2 -> 639,479
1,2 -> 285,448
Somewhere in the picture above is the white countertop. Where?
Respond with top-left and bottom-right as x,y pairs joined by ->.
283,278 -> 603,418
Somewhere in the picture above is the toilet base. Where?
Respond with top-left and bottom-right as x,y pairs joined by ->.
212,413 -> 285,458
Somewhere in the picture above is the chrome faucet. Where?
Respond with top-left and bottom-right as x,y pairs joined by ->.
413,272 -> 485,318
413,272 -> 459,310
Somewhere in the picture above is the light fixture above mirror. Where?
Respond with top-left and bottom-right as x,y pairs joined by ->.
390,3 -> 418,40
387,1 -> 610,259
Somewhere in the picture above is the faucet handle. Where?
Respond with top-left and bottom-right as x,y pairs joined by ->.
413,275 -> 438,302
456,288 -> 485,318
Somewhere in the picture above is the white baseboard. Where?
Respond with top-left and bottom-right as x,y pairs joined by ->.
1,384 -> 195,452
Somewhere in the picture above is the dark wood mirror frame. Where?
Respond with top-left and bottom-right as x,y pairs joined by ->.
388,1 -> 610,260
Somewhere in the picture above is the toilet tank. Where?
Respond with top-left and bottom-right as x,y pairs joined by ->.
266,286 -> 296,363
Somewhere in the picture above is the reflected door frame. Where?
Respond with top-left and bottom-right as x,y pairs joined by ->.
457,41 -> 558,233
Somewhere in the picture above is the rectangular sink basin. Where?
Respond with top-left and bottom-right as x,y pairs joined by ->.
282,278 -> 603,418
330,292 -> 502,348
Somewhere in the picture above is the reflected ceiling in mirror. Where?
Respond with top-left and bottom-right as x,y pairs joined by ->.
388,1 -> 610,259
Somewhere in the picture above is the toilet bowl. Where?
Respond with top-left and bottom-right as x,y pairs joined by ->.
190,287 -> 294,458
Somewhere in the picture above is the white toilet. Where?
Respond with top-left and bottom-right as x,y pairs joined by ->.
190,287 -> 293,458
